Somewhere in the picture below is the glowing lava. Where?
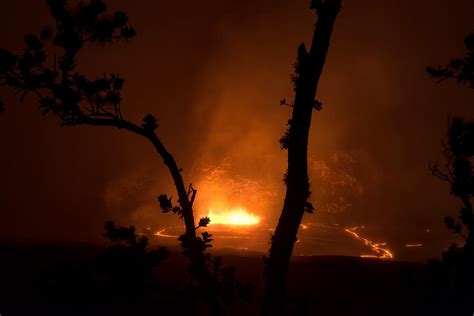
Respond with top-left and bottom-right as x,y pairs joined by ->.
344,226 -> 394,259
206,208 -> 260,226
405,243 -> 423,248
154,228 -> 179,238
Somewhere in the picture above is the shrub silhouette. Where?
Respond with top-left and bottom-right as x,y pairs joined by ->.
97,221 -> 168,302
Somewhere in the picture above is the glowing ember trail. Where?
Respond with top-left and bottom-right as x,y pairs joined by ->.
154,228 -> 179,238
206,208 -> 260,226
405,243 -> 423,248
344,226 -> 394,259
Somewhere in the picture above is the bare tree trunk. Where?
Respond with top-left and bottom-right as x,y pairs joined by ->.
263,1 -> 342,315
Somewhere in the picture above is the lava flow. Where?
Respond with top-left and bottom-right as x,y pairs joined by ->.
154,227 -> 179,238
344,226 -> 394,259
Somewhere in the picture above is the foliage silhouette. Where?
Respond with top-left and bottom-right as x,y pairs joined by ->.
428,32 -> 474,306
263,0 -> 342,315
39,222 -> 174,315
427,33 -> 474,87
42,258 -> 97,307
0,0 -> 222,313
97,221 -> 168,301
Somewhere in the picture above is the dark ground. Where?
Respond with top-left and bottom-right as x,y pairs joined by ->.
0,243 -> 471,316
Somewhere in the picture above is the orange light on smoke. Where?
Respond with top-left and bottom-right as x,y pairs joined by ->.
207,208 -> 260,226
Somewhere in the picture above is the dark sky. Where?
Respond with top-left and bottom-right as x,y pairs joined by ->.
1,0 -> 473,256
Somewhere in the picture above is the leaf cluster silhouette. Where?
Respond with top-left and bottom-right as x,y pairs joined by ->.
0,0 -> 136,124
427,33 -> 474,87
95,221 -> 168,301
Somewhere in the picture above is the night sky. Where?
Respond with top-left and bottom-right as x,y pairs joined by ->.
1,0 -> 473,259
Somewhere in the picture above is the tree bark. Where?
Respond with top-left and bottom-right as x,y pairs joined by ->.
263,1 -> 341,315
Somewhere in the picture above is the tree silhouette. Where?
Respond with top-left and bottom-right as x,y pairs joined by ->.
428,32 -> 474,257
263,0 -> 342,314
0,0 -> 221,312
430,118 -> 474,250
428,32 -> 474,304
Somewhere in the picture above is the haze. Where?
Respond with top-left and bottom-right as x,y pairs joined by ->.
1,0 -> 473,261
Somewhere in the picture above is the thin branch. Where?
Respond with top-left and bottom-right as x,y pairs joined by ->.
436,76 -> 450,84
79,116 -> 148,137
429,161 -> 454,185
33,89 -> 45,100
458,231 -> 468,240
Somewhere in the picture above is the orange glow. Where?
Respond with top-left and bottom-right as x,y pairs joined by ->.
405,243 -> 423,248
206,208 -> 260,226
154,228 -> 179,238
345,226 -> 394,259
192,164 -> 273,228
360,255 -> 378,258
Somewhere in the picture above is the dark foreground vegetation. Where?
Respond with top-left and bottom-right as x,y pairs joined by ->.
0,241 -> 472,316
